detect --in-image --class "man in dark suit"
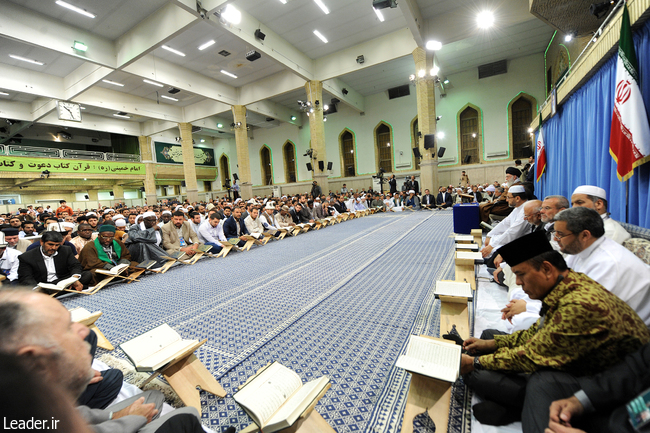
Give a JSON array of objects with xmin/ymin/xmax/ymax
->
[
  {"xmin": 388, "ymin": 175, "xmax": 397, "ymax": 194},
  {"xmin": 524, "ymin": 342, "xmax": 650, "ymax": 433},
  {"xmin": 410, "ymin": 176, "xmax": 420, "ymax": 195},
  {"xmin": 470, "ymin": 186, "xmax": 486, "ymax": 203},
  {"xmin": 223, "ymin": 207, "xmax": 249, "ymax": 247},
  {"xmin": 17, "ymin": 231, "xmax": 92, "ymax": 290},
  {"xmin": 436, "ymin": 187, "xmax": 453, "ymax": 208},
  {"xmin": 421, "ymin": 189, "xmax": 436, "ymax": 208}
]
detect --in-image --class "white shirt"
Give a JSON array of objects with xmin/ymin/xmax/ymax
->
[
  {"xmin": 0, "ymin": 248, "xmax": 21, "ymax": 282},
  {"xmin": 565, "ymin": 236, "xmax": 650, "ymax": 325},
  {"xmin": 602, "ymin": 214, "xmax": 631, "ymax": 244},
  {"xmin": 487, "ymin": 203, "xmax": 528, "ymax": 250},
  {"xmin": 244, "ymin": 215, "xmax": 265, "ymax": 235},
  {"xmin": 40, "ymin": 248, "xmax": 58, "ymax": 282},
  {"xmin": 198, "ymin": 219, "xmax": 226, "ymax": 244}
]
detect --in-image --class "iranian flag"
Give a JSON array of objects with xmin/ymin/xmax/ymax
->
[
  {"xmin": 536, "ymin": 114, "xmax": 546, "ymax": 182},
  {"xmin": 609, "ymin": 4, "xmax": 650, "ymax": 181}
]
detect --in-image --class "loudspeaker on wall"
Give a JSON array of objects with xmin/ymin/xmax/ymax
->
[
  {"xmin": 306, "ymin": 162, "xmax": 313, "ymax": 171},
  {"xmin": 318, "ymin": 161, "xmax": 324, "ymax": 171},
  {"xmin": 424, "ymin": 134, "xmax": 436, "ymax": 149},
  {"xmin": 412, "ymin": 147, "xmax": 422, "ymax": 158},
  {"xmin": 438, "ymin": 147, "xmax": 446, "ymax": 158},
  {"xmin": 463, "ymin": 155, "xmax": 471, "ymax": 164},
  {"xmin": 327, "ymin": 161, "xmax": 333, "ymax": 170},
  {"xmin": 233, "ymin": 173, "xmax": 239, "ymax": 181}
]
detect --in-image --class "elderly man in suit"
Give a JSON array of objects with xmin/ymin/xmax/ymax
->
[
  {"xmin": 17, "ymin": 230, "xmax": 92, "ymax": 291},
  {"xmin": 161, "ymin": 211, "xmax": 201, "ymax": 256}
]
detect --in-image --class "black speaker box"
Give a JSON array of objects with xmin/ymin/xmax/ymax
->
[
  {"xmin": 424, "ymin": 134, "xmax": 436, "ymax": 149},
  {"xmin": 412, "ymin": 147, "xmax": 422, "ymax": 158},
  {"xmin": 463, "ymin": 155, "xmax": 471, "ymax": 164},
  {"xmin": 327, "ymin": 161, "xmax": 333, "ymax": 170},
  {"xmin": 306, "ymin": 162, "xmax": 313, "ymax": 171},
  {"xmin": 109, "ymin": 191, "xmax": 114, "ymax": 197},
  {"xmin": 318, "ymin": 161, "xmax": 324, "ymax": 171},
  {"xmin": 84, "ymin": 194, "xmax": 89, "ymax": 200},
  {"xmin": 181, "ymin": 181, "xmax": 186, "ymax": 187},
  {"xmin": 233, "ymin": 173, "xmax": 239, "ymax": 181},
  {"xmin": 438, "ymin": 147, "xmax": 446, "ymax": 158}
]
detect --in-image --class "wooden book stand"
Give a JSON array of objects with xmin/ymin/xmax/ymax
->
[
  {"xmin": 240, "ymin": 235, "xmax": 264, "ymax": 251},
  {"xmin": 471, "ymin": 229, "xmax": 483, "ymax": 248},
  {"xmin": 75, "ymin": 311, "xmax": 114, "ymax": 351},
  {"xmin": 139, "ymin": 339, "xmax": 226, "ymax": 411},
  {"xmin": 401, "ymin": 336, "xmax": 454, "ymax": 433},
  {"xmin": 217, "ymin": 242, "xmax": 235, "ymax": 257},
  {"xmin": 438, "ymin": 295, "xmax": 470, "ymax": 341},
  {"xmin": 277, "ymin": 229, "xmax": 288, "ymax": 240},
  {"xmin": 454, "ymin": 256, "xmax": 476, "ymax": 291},
  {"xmin": 239, "ymin": 369, "xmax": 334, "ymax": 433}
]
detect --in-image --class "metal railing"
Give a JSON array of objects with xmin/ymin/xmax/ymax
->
[{"xmin": 0, "ymin": 144, "xmax": 141, "ymax": 162}]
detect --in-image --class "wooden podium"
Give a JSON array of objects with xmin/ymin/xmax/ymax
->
[
  {"xmin": 400, "ymin": 336, "xmax": 454, "ymax": 433},
  {"xmin": 139, "ymin": 339, "xmax": 226, "ymax": 411}
]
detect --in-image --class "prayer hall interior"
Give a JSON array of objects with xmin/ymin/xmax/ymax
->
[{"xmin": 2, "ymin": 0, "xmax": 650, "ymax": 433}]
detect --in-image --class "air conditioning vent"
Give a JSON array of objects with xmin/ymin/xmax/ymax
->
[
  {"xmin": 191, "ymin": 126, "xmax": 202, "ymax": 133},
  {"xmin": 387, "ymin": 84, "xmax": 410, "ymax": 99},
  {"xmin": 478, "ymin": 60, "xmax": 507, "ymax": 79},
  {"xmin": 218, "ymin": 50, "xmax": 231, "ymax": 57}
]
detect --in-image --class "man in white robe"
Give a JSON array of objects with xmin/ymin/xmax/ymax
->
[{"xmin": 571, "ymin": 185, "xmax": 630, "ymax": 244}]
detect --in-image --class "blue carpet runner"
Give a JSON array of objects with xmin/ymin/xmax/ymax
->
[{"xmin": 62, "ymin": 211, "xmax": 472, "ymax": 433}]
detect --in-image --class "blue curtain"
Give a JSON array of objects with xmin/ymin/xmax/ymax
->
[{"xmin": 536, "ymin": 18, "xmax": 650, "ymax": 227}]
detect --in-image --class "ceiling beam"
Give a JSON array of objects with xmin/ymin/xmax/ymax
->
[
  {"xmin": 246, "ymin": 100, "xmax": 302, "ymax": 127},
  {"xmin": 115, "ymin": 2, "xmax": 200, "ymax": 69},
  {"xmin": 0, "ymin": 0, "xmax": 116, "ymax": 68},
  {"xmin": 36, "ymin": 112, "xmax": 143, "ymax": 137},
  {"xmin": 239, "ymin": 70, "xmax": 306, "ymax": 107},
  {"xmin": 183, "ymin": 99, "xmax": 233, "ymax": 124},
  {"xmin": 0, "ymin": 101, "xmax": 32, "ymax": 124},
  {"xmin": 204, "ymin": 8, "xmax": 315, "ymax": 81},
  {"xmin": 64, "ymin": 63, "xmax": 115, "ymax": 101},
  {"xmin": 141, "ymin": 120, "xmax": 179, "ymax": 137},
  {"xmin": 322, "ymin": 78, "xmax": 365, "ymax": 112},
  {"xmin": 0, "ymin": 63, "xmax": 65, "ymax": 102},
  {"xmin": 398, "ymin": 0, "xmax": 426, "ymax": 48},
  {"xmin": 314, "ymin": 27, "xmax": 418, "ymax": 81}
]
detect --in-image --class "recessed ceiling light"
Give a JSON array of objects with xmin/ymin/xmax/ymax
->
[
  {"xmin": 113, "ymin": 113, "xmax": 131, "ymax": 119},
  {"xmin": 430, "ymin": 65, "xmax": 439, "ymax": 76},
  {"xmin": 291, "ymin": 116, "xmax": 297, "ymax": 121},
  {"xmin": 55, "ymin": 1, "xmax": 96, "ymax": 18},
  {"xmin": 426, "ymin": 40, "xmax": 442, "ymax": 51},
  {"xmin": 221, "ymin": 4, "xmax": 241, "ymax": 24},
  {"xmin": 143, "ymin": 79, "xmax": 163, "ymax": 87},
  {"xmin": 313, "ymin": 30, "xmax": 328, "ymax": 43},
  {"xmin": 161, "ymin": 95, "xmax": 178, "ymax": 101},
  {"xmin": 220, "ymin": 70, "xmax": 238, "ymax": 79},
  {"xmin": 217, "ymin": 123, "xmax": 223, "ymax": 128},
  {"xmin": 314, "ymin": 0, "xmax": 329, "ymax": 14},
  {"xmin": 564, "ymin": 33, "xmax": 574, "ymax": 42},
  {"xmin": 279, "ymin": 0, "xmax": 287, "ymax": 3},
  {"xmin": 477, "ymin": 11, "xmax": 495, "ymax": 29},
  {"xmin": 373, "ymin": 7, "xmax": 385, "ymax": 22},
  {"xmin": 80, "ymin": 106, "xmax": 86, "ymax": 109},
  {"xmin": 161, "ymin": 45, "xmax": 186, "ymax": 57},
  {"xmin": 0, "ymin": 91, "xmax": 9, "ymax": 96},
  {"xmin": 102, "ymin": 79, "xmax": 124, "ymax": 87},
  {"xmin": 198, "ymin": 40, "xmax": 216, "ymax": 51},
  {"xmin": 200, "ymin": 139, "xmax": 205, "ymax": 143},
  {"xmin": 9, "ymin": 54, "xmax": 44, "ymax": 66}
]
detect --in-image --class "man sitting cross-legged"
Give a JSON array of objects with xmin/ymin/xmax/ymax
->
[
  {"xmin": 78, "ymin": 225, "xmax": 136, "ymax": 285},
  {"xmin": 0, "ymin": 289, "xmax": 216, "ymax": 433},
  {"xmin": 17, "ymin": 231, "xmax": 92, "ymax": 292},
  {"xmin": 161, "ymin": 211, "xmax": 201, "ymax": 257},
  {"xmin": 223, "ymin": 206, "xmax": 249, "ymax": 247},
  {"xmin": 197, "ymin": 212, "xmax": 225, "ymax": 253},
  {"xmin": 244, "ymin": 207, "xmax": 278, "ymax": 239},
  {"xmin": 125, "ymin": 212, "xmax": 168, "ymax": 264},
  {"xmin": 70, "ymin": 223, "xmax": 97, "ymax": 257}
]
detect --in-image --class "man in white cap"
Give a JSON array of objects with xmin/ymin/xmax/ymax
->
[
  {"xmin": 571, "ymin": 185, "xmax": 630, "ymax": 244},
  {"xmin": 159, "ymin": 210, "xmax": 172, "ymax": 227},
  {"xmin": 125, "ymin": 211, "xmax": 167, "ymax": 263},
  {"xmin": 553, "ymin": 207, "xmax": 650, "ymax": 325},
  {"xmin": 485, "ymin": 185, "xmax": 497, "ymax": 202},
  {"xmin": 0, "ymin": 232, "xmax": 21, "ymax": 284},
  {"xmin": 405, "ymin": 190, "xmax": 421, "ymax": 210},
  {"xmin": 260, "ymin": 202, "xmax": 277, "ymax": 228},
  {"xmin": 480, "ymin": 185, "xmax": 529, "ymax": 264}
]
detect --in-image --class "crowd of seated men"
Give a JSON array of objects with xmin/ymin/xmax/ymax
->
[{"xmin": 454, "ymin": 176, "xmax": 644, "ymax": 433}]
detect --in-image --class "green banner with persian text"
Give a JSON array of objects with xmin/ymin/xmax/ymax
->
[
  {"xmin": 0, "ymin": 156, "xmax": 145, "ymax": 175},
  {"xmin": 154, "ymin": 142, "xmax": 216, "ymax": 167}
]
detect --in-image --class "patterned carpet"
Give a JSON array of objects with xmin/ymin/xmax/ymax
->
[{"xmin": 61, "ymin": 211, "xmax": 472, "ymax": 433}]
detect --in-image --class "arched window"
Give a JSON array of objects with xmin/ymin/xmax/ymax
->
[
  {"xmin": 459, "ymin": 106, "xmax": 480, "ymax": 165},
  {"xmin": 220, "ymin": 154, "xmax": 230, "ymax": 186},
  {"xmin": 339, "ymin": 130, "xmax": 356, "ymax": 177},
  {"xmin": 411, "ymin": 118, "xmax": 420, "ymax": 170},
  {"xmin": 375, "ymin": 122, "xmax": 393, "ymax": 173},
  {"xmin": 510, "ymin": 96, "xmax": 534, "ymax": 160},
  {"xmin": 260, "ymin": 145, "xmax": 273, "ymax": 185},
  {"xmin": 283, "ymin": 141, "xmax": 297, "ymax": 183}
]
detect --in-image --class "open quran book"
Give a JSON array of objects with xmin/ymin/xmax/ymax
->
[
  {"xmin": 120, "ymin": 324, "xmax": 201, "ymax": 372},
  {"xmin": 454, "ymin": 235, "xmax": 474, "ymax": 243},
  {"xmin": 434, "ymin": 281, "xmax": 473, "ymax": 300},
  {"xmin": 396, "ymin": 336, "xmax": 462, "ymax": 383},
  {"xmin": 456, "ymin": 251, "xmax": 483, "ymax": 262},
  {"xmin": 68, "ymin": 307, "xmax": 102, "ymax": 326},
  {"xmin": 37, "ymin": 275, "xmax": 79, "ymax": 291},
  {"xmin": 234, "ymin": 362, "xmax": 330, "ymax": 433},
  {"xmin": 135, "ymin": 260, "xmax": 158, "ymax": 269},
  {"xmin": 96, "ymin": 263, "xmax": 129, "ymax": 276},
  {"xmin": 160, "ymin": 251, "xmax": 187, "ymax": 262}
]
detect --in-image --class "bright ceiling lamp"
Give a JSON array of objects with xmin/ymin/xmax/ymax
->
[
  {"xmin": 9, "ymin": 54, "xmax": 44, "ymax": 65},
  {"xmin": 373, "ymin": 7, "xmax": 385, "ymax": 22},
  {"xmin": 426, "ymin": 40, "xmax": 442, "ymax": 51},
  {"xmin": 162, "ymin": 45, "xmax": 186, "ymax": 57},
  {"xmin": 430, "ymin": 65, "xmax": 440, "ymax": 76},
  {"xmin": 221, "ymin": 70, "xmax": 238, "ymax": 79},
  {"xmin": 314, "ymin": 0, "xmax": 329, "ymax": 14},
  {"xmin": 222, "ymin": 4, "xmax": 241, "ymax": 24},
  {"xmin": 477, "ymin": 11, "xmax": 495, "ymax": 29},
  {"xmin": 198, "ymin": 40, "xmax": 215, "ymax": 50},
  {"xmin": 313, "ymin": 30, "xmax": 328, "ymax": 43},
  {"xmin": 55, "ymin": 1, "xmax": 96, "ymax": 18}
]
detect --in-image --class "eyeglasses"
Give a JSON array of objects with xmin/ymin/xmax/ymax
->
[{"xmin": 553, "ymin": 230, "xmax": 574, "ymax": 240}]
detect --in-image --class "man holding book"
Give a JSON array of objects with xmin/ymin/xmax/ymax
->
[
  {"xmin": 17, "ymin": 231, "xmax": 92, "ymax": 291},
  {"xmin": 78, "ymin": 225, "xmax": 136, "ymax": 284},
  {"xmin": 0, "ymin": 290, "xmax": 213, "ymax": 433},
  {"xmin": 161, "ymin": 211, "xmax": 201, "ymax": 256},
  {"xmin": 459, "ymin": 231, "xmax": 650, "ymax": 427}
]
